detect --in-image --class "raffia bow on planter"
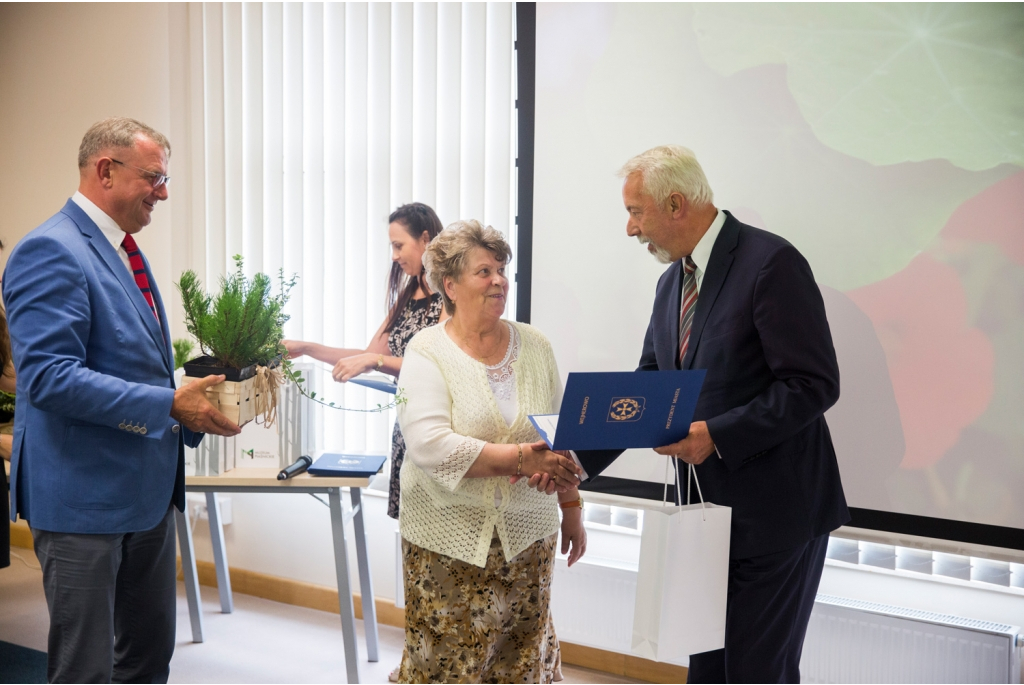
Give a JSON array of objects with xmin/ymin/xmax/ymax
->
[{"xmin": 252, "ymin": 363, "xmax": 286, "ymax": 426}]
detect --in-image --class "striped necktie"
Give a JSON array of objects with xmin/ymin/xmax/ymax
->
[
  {"xmin": 121, "ymin": 233, "xmax": 159, "ymax": 321},
  {"xmin": 678, "ymin": 256, "xmax": 697, "ymax": 364}
]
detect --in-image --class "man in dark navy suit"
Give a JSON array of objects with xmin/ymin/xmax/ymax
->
[{"xmin": 578, "ymin": 145, "xmax": 849, "ymax": 683}]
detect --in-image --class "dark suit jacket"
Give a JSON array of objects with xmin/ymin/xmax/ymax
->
[{"xmin": 579, "ymin": 212, "xmax": 849, "ymax": 559}]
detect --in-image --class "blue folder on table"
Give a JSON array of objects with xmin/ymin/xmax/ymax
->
[
  {"xmin": 529, "ymin": 370, "xmax": 706, "ymax": 451},
  {"xmin": 308, "ymin": 453, "xmax": 387, "ymax": 478}
]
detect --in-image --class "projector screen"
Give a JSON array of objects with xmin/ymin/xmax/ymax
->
[{"xmin": 528, "ymin": 3, "xmax": 1024, "ymax": 537}]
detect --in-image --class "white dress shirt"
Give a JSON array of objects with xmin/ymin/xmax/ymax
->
[
  {"xmin": 71, "ymin": 191, "xmax": 132, "ymax": 277},
  {"xmin": 687, "ymin": 209, "xmax": 726, "ymax": 294}
]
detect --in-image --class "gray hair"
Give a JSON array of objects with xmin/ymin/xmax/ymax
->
[
  {"xmin": 78, "ymin": 117, "xmax": 171, "ymax": 168},
  {"xmin": 423, "ymin": 220, "xmax": 512, "ymax": 315},
  {"xmin": 618, "ymin": 145, "xmax": 714, "ymax": 209}
]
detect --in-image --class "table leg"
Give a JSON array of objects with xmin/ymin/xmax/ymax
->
[
  {"xmin": 206, "ymin": 492, "xmax": 234, "ymax": 613},
  {"xmin": 174, "ymin": 507, "xmax": 204, "ymax": 643},
  {"xmin": 330, "ymin": 487, "xmax": 361, "ymax": 683},
  {"xmin": 350, "ymin": 487, "xmax": 379, "ymax": 662}
]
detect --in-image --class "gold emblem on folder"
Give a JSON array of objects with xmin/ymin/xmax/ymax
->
[{"xmin": 608, "ymin": 397, "xmax": 645, "ymax": 422}]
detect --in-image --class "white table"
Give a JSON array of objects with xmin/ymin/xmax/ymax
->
[{"xmin": 178, "ymin": 468, "xmax": 378, "ymax": 684}]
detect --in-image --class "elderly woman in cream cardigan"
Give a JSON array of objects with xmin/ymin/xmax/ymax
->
[{"xmin": 396, "ymin": 220, "xmax": 586, "ymax": 684}]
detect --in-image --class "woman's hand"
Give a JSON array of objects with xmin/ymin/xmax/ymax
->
[
  {"xmin": 332, "ymin": 353, "xmax": 379, "ymax": 383},
  {"xmin": 282, "ymin": 340, "xmax": 306, "ymax": 359},
  {"xmin": 520, "ymin": 441, "xmax": 581, "ymax": 492},
  {"xmin": 560, "ymin": 506, "xmax": 587, "ymax": 567}
]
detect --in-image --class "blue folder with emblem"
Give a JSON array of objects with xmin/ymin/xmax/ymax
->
[
  {"xmin": 308, "ymin": 453, "xmax": 388, "ymax": 478},
  {"xmin": 529, "ymin": 370, "xmax": 706, "ymax": 451}
]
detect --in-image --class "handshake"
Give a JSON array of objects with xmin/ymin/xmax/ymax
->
[{"xmin": 508, "ymin": 440, "xmax": 583, "ymax": 495}]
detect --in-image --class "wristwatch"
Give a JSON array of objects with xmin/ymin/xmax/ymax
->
[
  {"xmin": 375, "ymin": 354, "xmax": 384, "ymax": 371},
  {"xmin": 559, "ymin": 496, "xmax": 583, "ymax": 511}
]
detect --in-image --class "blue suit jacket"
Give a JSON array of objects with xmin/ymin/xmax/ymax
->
[
  {"xmin": 579, "ymin": 212, "xmax": 850, "ymax": 559},
  {"xmin": 5, "ymin": 199, "xmax": 202, "ymax": 534}
]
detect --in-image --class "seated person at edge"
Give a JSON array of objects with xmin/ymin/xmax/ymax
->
[
  {"xmin": 395, "ymin": 220, "xmax": 586, "ymax": 684},
  {"xmin": 284, "ymin": 202, "xmax": 447, "ymax": 521}
]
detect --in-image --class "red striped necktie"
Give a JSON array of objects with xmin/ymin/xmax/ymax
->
[
  {"xmin": 678, "ymin": 256, "xmax": 698, "ymax": 364},
  {"xmin": 121, "ymin": 233, "xmax": 159, "ymax": 321}
]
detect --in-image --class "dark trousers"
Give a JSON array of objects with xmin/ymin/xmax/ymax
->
[
  {"xmin": 31, "ymin": 505, "xmax": 178, "ymax": 684},
  {"xmin": 687, "ymin": 533, "xmax": 829, "ymax": 684}
]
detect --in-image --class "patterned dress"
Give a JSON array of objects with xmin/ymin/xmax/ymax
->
[
  {"xmin": 399, "ymin": 532, "xmax": 561, "ymax": 684},
  {"xmin": 386, "ymin": 293, "xmax": 443, "ymax": 519}
]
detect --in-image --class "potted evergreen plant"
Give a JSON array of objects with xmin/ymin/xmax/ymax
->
[{"xmin": 176, "ymin": 256, "xmax": 295, "ymax": 428}]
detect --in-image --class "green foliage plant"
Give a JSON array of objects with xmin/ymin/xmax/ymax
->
[
  {"xmin": 283, "ymin": 365, "xmax": 407, "ymax": 413},
  {"xmin": 172, "ymin": 338, "xmax": 195, "ymax": 371},
  {"xmin": 176, "ymin": 255, "xmax": 296, "ymax": 370},
  {"xmin": 176, "ymin": 256, "xmax": 404, "ymax": 414}
]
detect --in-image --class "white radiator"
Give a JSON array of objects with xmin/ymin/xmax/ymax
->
[{"xmin": 802, "ymin": 594, "xmax": 1022, "ymax": 684}]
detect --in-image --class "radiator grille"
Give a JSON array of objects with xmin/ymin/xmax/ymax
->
[{"xmin": 802, "ymin": 594, "xmax": 1021, "ymax": 684}]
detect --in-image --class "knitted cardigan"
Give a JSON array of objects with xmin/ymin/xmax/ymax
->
[{"xmin": 397, "ymin": 320, "xmax": 563, "ymax": 567}]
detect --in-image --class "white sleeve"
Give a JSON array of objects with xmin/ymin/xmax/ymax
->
[
  {"xmin": 396, "ymin": 347, "xmax": 486, "ymax": 491},
  {"xmin": 548, "ymin": 350, "xmax": 589, "ymax": 482}
]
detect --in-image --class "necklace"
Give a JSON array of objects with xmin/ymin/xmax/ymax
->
[{"xmin": 450, "ymin": 320, "xmax": 508, "ymax": 364}]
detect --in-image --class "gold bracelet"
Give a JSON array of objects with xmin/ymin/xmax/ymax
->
[
  {"xmin": 375, "ymin": 354, "xmax": 384, "ymax": 370},
  {"xmin": 516, "ymin": 443, "xmax": 523, "ymax": 476}
]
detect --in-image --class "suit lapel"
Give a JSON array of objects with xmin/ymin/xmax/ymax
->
[
  {"xmin": 145, "ymin": 254, "xmax": 175, "ymax": 375},
  {"xmin": 682, "ymin": 216, "xmax": 740, "ymax": 370},
  {"xmin": 663, "ymin": 261, "xmax": 683, "ymax": 370},
  {"xmin": 63, "ymin": 201, "xmax": 170, "ymax": 362}
]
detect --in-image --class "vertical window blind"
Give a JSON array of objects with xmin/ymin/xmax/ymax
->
[{"xmin": 184, "ymin": 2, "xmax": 517, "ymax": 454}]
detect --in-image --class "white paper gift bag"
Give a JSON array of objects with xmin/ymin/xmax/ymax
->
[{"xmin": 631, "ymin": 462, "xmax": 731, "ymax": 662}]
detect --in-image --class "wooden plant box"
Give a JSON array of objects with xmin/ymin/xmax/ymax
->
[{"xmin": 180, "ymin": 375, "xmax": 260, "ymax": 427}]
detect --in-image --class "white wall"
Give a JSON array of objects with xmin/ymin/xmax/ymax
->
[{"xmin": 0, "ymin": 3, "xmax": 186, "ymax": 312}]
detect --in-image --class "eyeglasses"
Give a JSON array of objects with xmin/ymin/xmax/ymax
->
[{"xmin": 110, "ymin": 158, "xmax": 170, "ymax": 189}]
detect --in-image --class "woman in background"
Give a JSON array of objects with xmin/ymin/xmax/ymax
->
[{"xmin": 284, "ymin": 203, "xmax": 448, "ymax": 520}]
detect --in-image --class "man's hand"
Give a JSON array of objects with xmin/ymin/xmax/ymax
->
[
  {"xmin": 509, "ymin": 443, "xmax": 577, "ymax": 494},
  {"xmin": 653, "ymin": 420, "xmax": 716, "ymax": 465},
  {"xmin": 171, "ymin": 375, "xmax": 242, "ymax": 436},
  {"xmin": 510, "ymin": 471, "xmax": 557, "ymax": 495}
]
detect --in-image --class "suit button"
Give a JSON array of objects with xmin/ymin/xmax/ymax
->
[
  {"xmin": 119, "ymin": 423, "xmax": 126, "ymax": 430},
  {"xmin": 140, "ymin": 427, "xmax": 148, "ymax": 435},
  {"xmin": 132, "ymin": 425, "xmax": 140, "ymax": 434},
  {"xmin": 171, "ymin": 424, "xmax": 180, "ymax": 434}
]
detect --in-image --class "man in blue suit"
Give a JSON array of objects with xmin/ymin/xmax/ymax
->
[
  {"xmin": 5, "ymin": 117, "xmax": 242, "ymax": 683},
  {"xmin": 577, "ymin": 146, "xmax": 849, "ymax": 683}
]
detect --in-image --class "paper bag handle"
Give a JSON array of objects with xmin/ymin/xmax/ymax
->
[{"xmin": 662, "ymin": 457, "xmax": 707, "ymax": 521}]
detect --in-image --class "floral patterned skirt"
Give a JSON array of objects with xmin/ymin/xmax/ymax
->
[{"xmin": 398, "ymin": 531, "xmax": 561, "ymax": 684}]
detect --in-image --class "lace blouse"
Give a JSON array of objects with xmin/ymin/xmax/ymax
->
[{"xmin": 484, "ymin": 322, "xmax": 520, "ymax": 427}]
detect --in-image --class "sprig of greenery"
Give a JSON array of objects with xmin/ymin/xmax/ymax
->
[
  {"xmin": 282, "ymin": 362, "xmax": 407, "ymax": 413},
  {"xmin": 177, "ymin": 256, "xmax": 297, "ymax": 369},
  {"xmin": 172, "ymin": 338, "xmax": 195, "ymax": 370},
  {"xmin": 0, "ymin": 391, "xmax": 15, "ymax": 415}
]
